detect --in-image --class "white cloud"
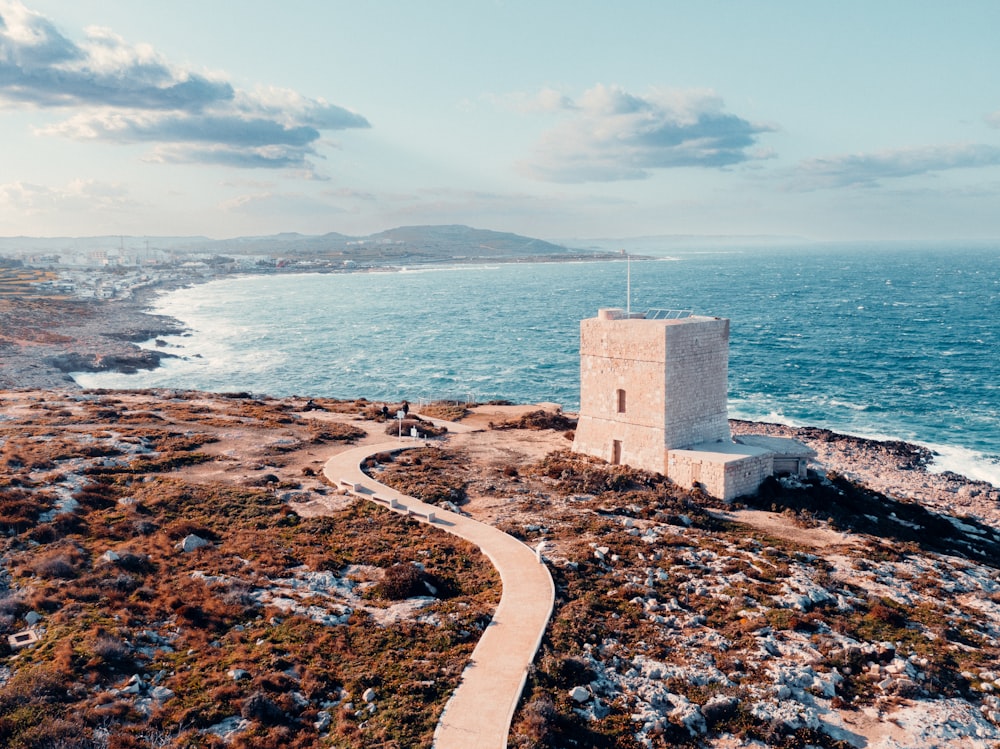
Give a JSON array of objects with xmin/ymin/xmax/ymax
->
[
  {"xmin": 492, "ymin": 87, "xmax": 577, "ymax": 114},
  {"xmin": 0, "ymin": 178, "xmax": 136, "ymax": 213},
  {"xmin": 516, "ymin": 84, "xmax": 775, "ymax": 183},
  {"xmin": 790, "ymin": 143, "xmax": 1000, "ymax": 190},
  {"xmin": 0, "ymin": 1, "xmax": 369, "ymax": 170},
  {"xmin": 325, "ymin": 187, "xmax": 377, "ymax": 202},
  {"xmin": 221, "ymin": 191, "xmax": 347, "ymax": 216}
]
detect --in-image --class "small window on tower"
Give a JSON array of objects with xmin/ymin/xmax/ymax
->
[{"xmin": 616, "ymin": 389, "xmax": 626, "ymax": 413}]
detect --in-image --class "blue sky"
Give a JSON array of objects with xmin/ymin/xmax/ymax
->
[{"xmin": 2, "ymin": 0, "xmax": 1000, "ymax": 241}]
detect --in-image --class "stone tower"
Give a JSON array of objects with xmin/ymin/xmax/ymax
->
[
  {"xmin": 572, "ymin": 308, "xmax": 731, "ymax": 474},
  {"xmin": 572, "ymin": 307, "xmax": 814, "ymax": 500}
]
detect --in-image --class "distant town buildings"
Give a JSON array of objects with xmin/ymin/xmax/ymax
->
[{"xmin": 0, "ymin": 243, "xmax": 350, "ymax": 301}]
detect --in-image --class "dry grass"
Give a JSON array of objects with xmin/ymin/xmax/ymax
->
[
  {"xmin": 4, "ymin": 388, "xmax": 1000, "ymax": 748},
  {"xmin": 488, "ymin": 409, "xmax": 577, "ymax": 432},
  {"xmin": 417, "ymin": 401, "xmax": 470, "ymax": 421},
  {"xmin": 0, "ymin": 389, "xmax": 499, "ymax": 748},
  {"xmin": 364, "ymin": 447, "xmax": 468, "ymax": 506}
]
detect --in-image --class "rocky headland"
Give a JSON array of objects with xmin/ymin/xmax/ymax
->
[
  {"xmin": 0, "ymin": 389, "xmax": 998, "ymax": 748},
  {"xmin": 1, "ymin": 283, "xmax": 999, "ymax": 747},
  {"xmin": 0, "ymin": 289, "xmax": 184, "ymax": 390}
]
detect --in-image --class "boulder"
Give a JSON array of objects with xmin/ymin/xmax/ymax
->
[
  {"xmin": 150, "ymin": 686, "xmax": 174, "ymax": 701},
  {"xmin": 179, "ymin": 534, "xmax": 211, "ymax": 552},
  {"xmin": 569, "ymin": 685, "xmax": 590, "ymax": 703},
  {"xmin": 314, "ymin": 711, "xmax": 332, "ymax": 731}
]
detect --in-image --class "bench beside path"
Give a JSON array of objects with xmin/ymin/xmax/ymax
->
[{"xmin": 322, "ymin": 439, "xmax": 555, "ymax": 749}]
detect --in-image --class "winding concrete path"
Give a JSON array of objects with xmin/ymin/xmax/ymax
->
[{"xmin": 323, "ymin": 439, "xmax": 555, "ymax": 749}]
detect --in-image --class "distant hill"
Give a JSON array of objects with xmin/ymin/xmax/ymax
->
[
  {"xmin": 203, "ymin": 225, "xmax": 575, "ymax": 260},
  {"xmin": 0, "ymin": 226, "xmax": 576, "ymax": 260},
  {"xmin": 363, "ymin": 225, "xmax": 568, "ymax": 257}
]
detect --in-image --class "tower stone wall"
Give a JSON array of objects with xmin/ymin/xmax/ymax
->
[
  {"xmin": 572, "ymin": 309, "xmax": 731, "ymax": 476},
  {"xmin": 661, "ymin": 316, "xmax": 731, "ymax": 449}
]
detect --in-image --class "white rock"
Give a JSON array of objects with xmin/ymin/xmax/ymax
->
[
  {"xmin": 150, "ymin": 686, "xmax": 174, "ymax": 701},
  {"xmin": 668, "ymin": 694, "xmax": 707, "ymax": 736},
  {"xmin": 179, "ymin": 534, "xmax": 211, "ymax": 552},
  {"xmin": 228, "ymin": 669, "xmax": 250, "ymax": 681},
  {"xmin": 362, "ymin": 687, "xmax": 376, "ymax": 703},
  {"xmin": 100, "ymin": 550, "xmax": 121, "ymax": 564},
  {"xmin": 24, "ymin": 611, "xmax": 42, "ymax": 626},
  {"xmin": 205, "ymin": 716, "xmax": 250, "ymax": 739},
  {"xmin": 569, "ymin": 685, "xmax": 590, "ymax": 703},
  {"xmin": 314, "ymin": 710, "xmax": 332, "ymax": 731}
]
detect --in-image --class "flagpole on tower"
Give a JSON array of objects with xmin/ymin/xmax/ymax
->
[{"xmin": 626, "ymin": 251, "xmax": 631, "ymax": 317}]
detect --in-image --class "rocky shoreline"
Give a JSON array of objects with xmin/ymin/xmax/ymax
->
[
  {"xmin": 0, "ymin": 284, "xmax": 185, "ymax": 389},
  {"xmin": 731, "ymin": 419, "xmax": 1000, "ymax": 527}
]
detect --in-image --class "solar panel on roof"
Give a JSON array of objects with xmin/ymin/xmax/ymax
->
[{"xmin": 645, "ymin": 309, "xmax": 692, "ymax": 319}]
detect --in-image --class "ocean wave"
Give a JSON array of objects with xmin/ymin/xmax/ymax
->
[{"xmin": 926, "ymin": 443, "xmax": 1000, "ymax": 487}]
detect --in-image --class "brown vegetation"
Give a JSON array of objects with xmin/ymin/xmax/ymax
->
[
  {"xmin": 364, "ymin": 447, "xmax": 468, "ymax": 506},
  {"xmin": 0, "ymin": 389, "xmax": 498, "ymax": 748},
  {"xmin": 3, "ymin": 390, "xmax": 999, "ymax": 748},
  {"xmin": 489, "ymin": 409, "xmax": 577, "ymax": 432}
]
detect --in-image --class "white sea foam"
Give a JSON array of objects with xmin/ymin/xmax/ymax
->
[
  {"xmin": 729, "ymin": 402, "xmax": 1000, "ymax": 488},
  {"xmin": 926, "ymin": 443, "xmax": 1000, "ymax": 487}
]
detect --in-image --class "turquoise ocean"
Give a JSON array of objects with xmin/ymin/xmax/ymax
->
[{"xmin": 76, "ymin": 243, "xmax": 1000, "ymax": 486}]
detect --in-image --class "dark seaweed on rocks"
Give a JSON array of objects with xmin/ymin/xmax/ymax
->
[
  {"xmin": 45, "ymin": 350, "xmax": 174, "ymax": 374},
  {"xmin": 750, "ymin": 473, "xmax": 1000, "ymax": 567}
]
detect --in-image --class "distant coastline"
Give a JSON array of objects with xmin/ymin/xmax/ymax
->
[{"xmin": 0, "ymin": 250, "xmax": 630, "ymax": 391}]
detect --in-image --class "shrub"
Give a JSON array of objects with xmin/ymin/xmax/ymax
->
[
  {"xmin": 34, "ymin": 554, "xmax": 79, "ymax": 580},
  {"xmin": 383, "ymin": 417, "xmax": 448, "ymax": 438},
  {"xmin": 0, "ymin": 489, "xmax": 47, "ymax": 534},
  {"xmin": 89, "ymin": 633, "xmax": 135, "ymax": 672},
  {"xmin": 369, "ymin": 563, "xmax": 426, "ymax": 600},
  {"xmin": 73, "ymin": 482, "xmax": 119, "ymax": 510},
  {"xmin": 512, "ymin": 693, "xmax": 557, "ymax": 746},
  {"xmin": 489, "ymin": 409, "xmax": 577, "ymax": 432},
  {"xmin": 241, "ymin": 690, "xmax": 284, "ymax": 724},
  {"xmin": 417, "ymin": 401, "xmax": 470, "ymax": 421}
]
